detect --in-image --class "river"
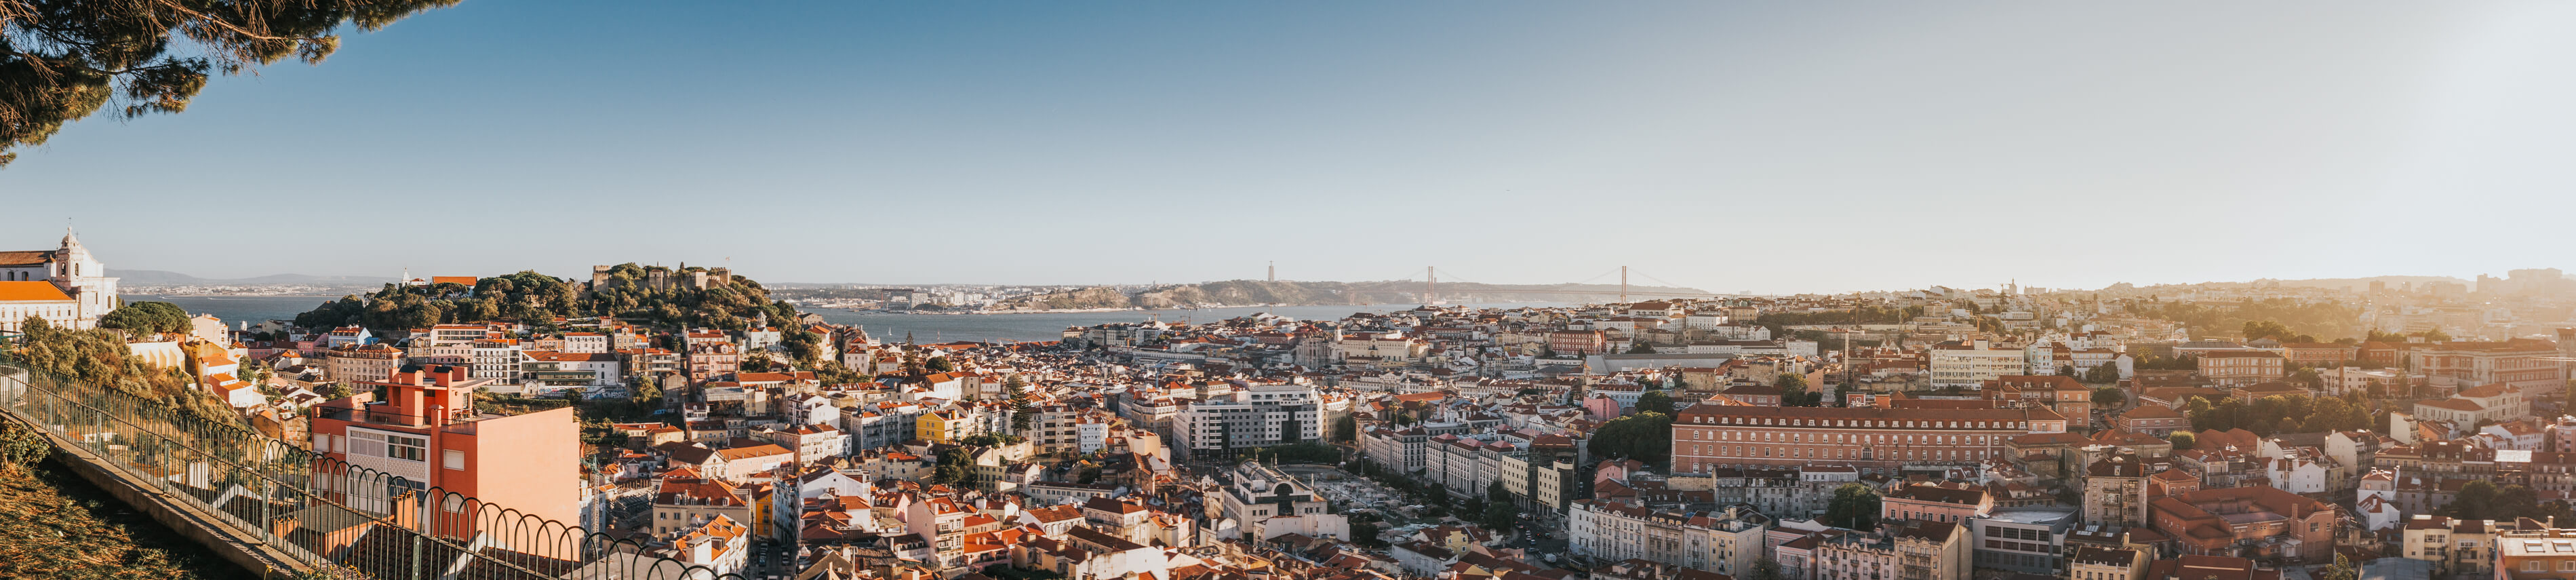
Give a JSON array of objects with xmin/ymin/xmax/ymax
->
[
  {"xmin": 125, "ymin": 294, "xmax": 1570, "ymax": 343},
  {"xmin": 804, "ymin": 303, "xmax": 1570, "ymax": 343}
]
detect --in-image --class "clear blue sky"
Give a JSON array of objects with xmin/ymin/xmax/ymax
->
[{"xmin": 8, "ymin": 1, "xmax": 2576, "ymax": 294}]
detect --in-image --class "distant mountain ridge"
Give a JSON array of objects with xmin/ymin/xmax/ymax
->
[
  {"xmin": 985, "ymin": 279, "xmax": 1713, "ymax": 311},
  {"xmin": 111, "ymin": 269, "xmax": 395, "ymax": 286}
]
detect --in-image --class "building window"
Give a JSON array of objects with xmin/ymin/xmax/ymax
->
[{"xmin": 444, "ymin": 449, "xmax": 465, "ymax": 470}]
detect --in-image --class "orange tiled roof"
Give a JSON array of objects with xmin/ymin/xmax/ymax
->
[{"xmin": 0, "ymin": 281, "xmax": 73, "ymax": 302}]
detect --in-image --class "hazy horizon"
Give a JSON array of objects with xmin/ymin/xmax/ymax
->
[
  {"xmin": 12, "ymin": 2, "xmax": 2576, "ymax": 294},
  {"xmin": 96, "ymin": 263, "xmax": 2504, "ymax": 295}
]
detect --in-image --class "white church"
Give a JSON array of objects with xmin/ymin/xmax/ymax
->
[{"xmin": 0, "ymin": 229, "xmax": 121, "ymax": 334}]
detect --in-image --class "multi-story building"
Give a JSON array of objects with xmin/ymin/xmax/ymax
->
[
  {"xmin": 1174, "ymin": 383, "xmax": 1320, "ymax": 460},
  {"xmin": 2147, "ymin": 485, "xmax": 2336, "ymax": 563},
  {"xmin": 310, "ymin": 364, "xmax": 580, "ymax": 527},
  {"xmin": 2413, "ymin": 339, "xmax": 2561, "ymax": 391},
  {"xmin": 1929, "ymin": 340, "xmax": 2025, "ymax": 389},
  {"xmin": 559, "ymin": 332, "xmax": 610, "ymax": 353},
  {"xmin": 1983, "ymin": 375, "xmax": 2093, "ymax": 421},
  {"xmin": 2195, "ymin": 351, "xmax": 2284, "ymax": 387},
  {"xmin": 1810, "ymin": 522, "xmax": 1968, "ymax": 580},
  {"xmin": 323, "ymin": 343, "xmax": 406, "ymax": 384},
  {"xmin": 2415, "ymin": 383, "xmax": 2531, "ymax": 433},
  {"xmin": 2066, "ymin": 545, "xmax": 2146, "ymax": 580},
  {"xmin": 467, "ymin": 338, "xmax": 523, "ymax": 385},
  {"xmin": 1882, "ymin": 484, "xmax": 1992, "ymax": 525},
  {"xmin": 2404, "ymin": 515, "xmax": 2503, "ymax": 577},
  {"xmin": 520, "ymin": 351, "xmax": 622, "ymax": 388},
  {"xmin": 2116, "ymin": 406, "xmax": 2189, "ymax": 436},
  {"xmin": 422, "ymin": 324, "xmax": 492, "ymax": 347},
  {"xmin": 844, "ymin": 401, "xmax": 924, "ymax": 452},
  {"xmin": 0, "ymin": 231, "xmax": 118, "ymax": 332},
  {"xmin": 2084, "ymin": 452, "xmax": 2149, "ymax": 527},
  {"xmin": 1547, "ymin": 330, "xmax": 1608, "ymax": 356},
  {"xmin": 0, "ymin": 281, "xmax": 83, "ymax": 334},
  {"xmin": 1968, "ymin": 509, "xmax": 2078, "ymax": 576},
  {"xmin": 1683, "ymin": 505, "xmax": 1772, "ymax": 577},
  {"xmin": 1670, "ymin": 405, "xmax": 2067, "ymax": 473},
  {"xmin": 1568, "ymin": 499, "xmax": 1684, "ymax": 565},
  {"xmin": 652, "ymin": 469, "xmax": 754, "ymax": 537},
  {"xmin": 2277, "ymin": 343, "xmax": 2355, "ymax": 367},
  {"xmin": 2495, "ymin": 526, "xmax": 2576, "ymax": 580},
  {"xmin": 1331, "ymin": 332, "xmax": 1429, "ymax": 363},
  {"xmin": 686, "ymin": 341, "xmax": 741, "ymax": 382},
  {"xmin": 1215, "ymin": 463, "xmax": 1328, "ymax": 541},
  {"xmin": 755, "ymin": 423, "xmax": 848, "ymax": 466}
]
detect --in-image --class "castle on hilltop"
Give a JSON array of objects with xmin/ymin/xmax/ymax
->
[{"xmin": 590, "ymin": 263, "xmax": 730, "ymax": 293}]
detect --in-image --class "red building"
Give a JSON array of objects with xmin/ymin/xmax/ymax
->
[
  {"xmin": 1547, "ymin": 330, "xmax": 1607, "ymax": 356},
  {"xmin": 2116, "ymin": 405, "xmax": 2190, "ymax": 436},
  {"xmin": 2196, "ymin": 351, "xmax": 2284, "ymax": 387},
  {"xmin": 1669, "ymin": 405, "xmax": 2069, "ymax": 473},
  {"xmin": 311, "ymin": 364, "xmax": 582, "ymax": 530},
  {"xmin": 1983, "ymin": 375, "xmax": 2093, "ymax": 420},
  {"xmin": 2278, "ymin": 343, "xmax": 2356, "ymax": 367},
  {"xmin": 2147, "ymin": 485, "xmax": 2336, "ymax": 563},
  {"xmin": 2411, "ymin": 339, "xmax": 2561, "ymax": 391}
]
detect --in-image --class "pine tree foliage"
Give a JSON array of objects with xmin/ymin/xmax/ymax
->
[{"xmin": 1, "ymin": 0, "xmax": 462, "ymax": 166}]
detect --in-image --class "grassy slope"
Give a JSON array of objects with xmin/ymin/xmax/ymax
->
[{"xmin": 0, "ymin": 458, "xmax": 257, "ymax": 580}]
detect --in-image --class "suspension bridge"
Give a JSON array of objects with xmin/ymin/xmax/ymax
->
[{"xmin": 1362, "ymin": 265, "xmax": 1745, "ymax": 303}]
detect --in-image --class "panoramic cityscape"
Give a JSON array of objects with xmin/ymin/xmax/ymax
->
[{"xmin": 11, "ymin": 3, "xmax": 2576, "ymax": 580}]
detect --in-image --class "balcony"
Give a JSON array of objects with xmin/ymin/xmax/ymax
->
[{"xmin": 315, "ymin": 403, "xmax": 510, "ymax": 431}]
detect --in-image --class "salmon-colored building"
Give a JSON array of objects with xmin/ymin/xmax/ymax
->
[{"xmin": 311, "ymin": 364, "xmax": 581, "ymax": 529}]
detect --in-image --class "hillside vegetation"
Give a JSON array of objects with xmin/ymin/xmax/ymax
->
[
  {"xmin": 291, "ymin": 263, "xmax": 799, "ymax": 332},
  {"xmin": 0, "ymin": 423, "xmax": 254, "ymax": 580}
]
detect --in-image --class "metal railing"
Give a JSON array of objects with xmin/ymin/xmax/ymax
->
[{"xmin": 0, "ymin": 355, "xmax": 746, "ymax": 580}]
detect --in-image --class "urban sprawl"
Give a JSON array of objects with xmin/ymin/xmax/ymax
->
[{"xmin": 10, "ymin": 233, "xmax": 2576, "ymax": 580}]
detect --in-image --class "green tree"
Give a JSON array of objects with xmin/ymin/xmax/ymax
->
[
  {"xmin": 926, "ymin": 357, "xmax": 956, "ymax": 373},
  {"xmin": 2166, "ymin": 431, "xmax": 2196, "ymax": 450},
  {"xmin": 2317, "ymin": 554, "xmax": 2358, "ymax": 580},
  {"xmin": 0, "ymin": 421, "xmax": 49, "ymax": 471},
  {"xmin": 1481, "ymin": 501, "xmax": 1517, "ymax": 531},
  {"xmin": 2093, "ymin": 387, "xmax": 2126, "ymax": 408},
  {"xmin": 1627, "ymin": 341, "xmax": 1657, "ymax": 354},
  {"xmin": 1006, "ymin": 375, "xmax": 1037, "ymax": 433},
  {"xmin": 1823, "ymin": 483, "xmax": 1880, "ymax": 530},
  {"xmin": 96, "ymin": 301, "xmax": 192, "ymax": 337},
  {"xmin": 1777, "ymin": 374, "xmax": 1814, "ymax": 406},
  {"xmin": 2446, "ymin": 480, "xmax": 2499, "ymax": 520},
  {"xmin": 932, "ymin": 448, "xmax": 977, "ymax": 486},
  {"xmin": 1635, "ymin": 389, "xmax": 1676, "ymax": 415},
  {"xmin": 1585, "ymin": 412, "xmax": 1674, "ymax": 467},
  {"xmin": 2084, "ymin": 362, "xmax": 2120, "ymax": 383},
  {"xmin": 1332, "ymin": 415, "xmax": 1358, "ymax": 442},
  {"xmin": 1, "ymin": 1, "xmax": 462, "ymax": 166},
  {"xmin": 1351, "ymin": 521, "xmax": 1387, "ymax": 548},
  {"xmin": 1744, "ymin": 558, "xmax": 1785, "ymax": 580}
]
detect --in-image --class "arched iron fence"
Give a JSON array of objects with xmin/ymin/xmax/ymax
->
[{"xmin": 0, "ymin": 356, "xmax": 747, "ymax": 580}]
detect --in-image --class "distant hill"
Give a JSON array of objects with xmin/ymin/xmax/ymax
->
[
  {"xmin": 2155, "ymin": 275, "xmax": 2474, "ymax": 291},
  {"xmin": 111, "ymin": 269, "xmax": 394, "ymax": 286},
  {"xmin": 987, "ymin": 279, "xmax": 1714, "ymax": 311}
]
